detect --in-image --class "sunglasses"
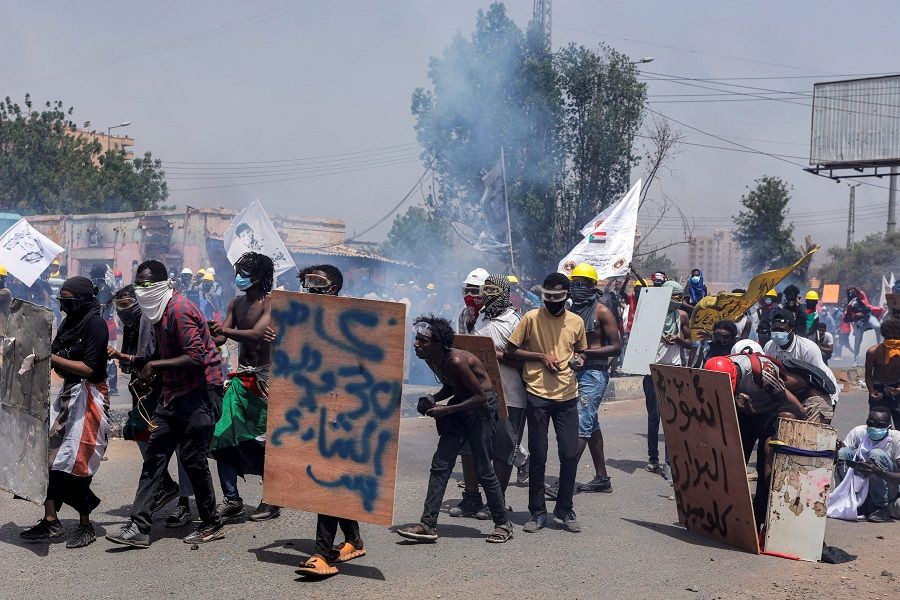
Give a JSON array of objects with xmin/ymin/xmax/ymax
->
[
  {"xmin": 540, "ymin": 288, "xmax": 568, "ymax": 302},
  {"xmin": 134, "ymin": 280, "xmax": 155, "ymax": 288},
  {"xmin": 301, "ymin": 273, "xmax": 331, "ymax": 289},
  {"xmin": 866, "ymin": 419, "xmax": 890, "ymax": 428},
  {"xmin": 114, "ymin": 297, "xmax": 136, "ymax": 310}
]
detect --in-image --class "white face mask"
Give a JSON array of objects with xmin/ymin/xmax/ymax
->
[{"xmin": 134, "ymin": 280, "xmax": 174, "ymax": 324}]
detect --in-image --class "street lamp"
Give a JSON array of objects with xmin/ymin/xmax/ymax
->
[
  {"xmin": 107, "ymin": 121, "xmax": 132, "ymax": 154},
  {"xmin": 630, "ymin": 56, "xmax": 654, "ymax": 65}
]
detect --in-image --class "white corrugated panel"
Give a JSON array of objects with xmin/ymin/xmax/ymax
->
[{"xmin": 810, "ymin": 75, "xmax": 900, "ymax": 166}]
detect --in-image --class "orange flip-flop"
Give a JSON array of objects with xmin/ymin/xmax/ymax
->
[
  {"xmin": 296, "ymin": 555, "xmax": 338, "ymax": 576},
  {"xmin": 331, "ymin": 541, "xmax": 366, "ymax": 563}
]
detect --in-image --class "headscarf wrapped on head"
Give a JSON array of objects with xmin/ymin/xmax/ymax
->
[
  {"xmin": 687, "ymin": 270, "xmax": 705, "ymax": 303},
  {"xmin": 51, "ymin": 276, "xmax": 101, "ymax": 355},
  {"xmin": 481, "ymin": 273, "xmax": 512, "ymax": 319}
]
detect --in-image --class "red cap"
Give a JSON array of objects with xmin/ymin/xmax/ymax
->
[
  {"xmin": 704, "ymin": 356, "xmax": 738, "ymax": 391},
  {"xmin": 114, "ymin": 270, "xmax": 123, "ymax": 277}
]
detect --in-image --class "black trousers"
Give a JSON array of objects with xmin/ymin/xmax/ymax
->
[
  {"xmin": 421, "ymin": 397, "xmax": 508, "ymax": 527},
  {"xmin": 46, "ymin": 470, "xmax": 100, "ymax": 515},
  {"xmin": 130, "ymin": 386, "xmax": 223, "ymax": 533},
  {"xmin": 643, "ymin": 375, "xmax": 661, "ymax": 463},
  {"xmin": 737, "ymin": 411, "xmax": 777, "ymax": 527},
  {"xmin": 315, "ymin": 514, "xmax": 360, "ymax": 556},
  {"xmin": 526, "ymin": 394, "xmax": 579, "ymax": 517}
]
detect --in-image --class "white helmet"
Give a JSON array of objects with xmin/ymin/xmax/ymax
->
[
  {"xmin": 205, "ymin": 267, "xmax": 216, "ymax": 276},
  {"xmin": 731, "ymin": 339, "xmax": 763, "ymax": 355},
  {"xmin": 463, "ymin": 268, "xmax": 489, "ymax": 287},
  {"xmin": 181, "ymin": 267, "xmax": 193, "ymax": 275}
]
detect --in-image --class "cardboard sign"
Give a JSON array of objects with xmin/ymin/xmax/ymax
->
[
  {"xmin": 688, "ymin": 247, "xmax": 819, "ymax": 340},
  {"xmin": 262, "ymin": 291, "xmax": 405, "ymax": 526},
  {"xmin": 453, "ymin": 334, "xmax": 508, "ymax": 419},
  {"xmin": 821, "ymin": 284, "xmax": 840, "ymax": 304},
  {"xmin": 764, "ymin": 418, "xmax": 837, "ymax": 562},
  {"xmin": 621, "ymin": 286, "xmax": 673, "ymax": 376},
  {"xmin": 650, "ymin": 365, "xmax": 760, "ymax": 554},
  {"xmin": 0, "ymin": 300, "xmax": 52, "ymax": 503}
]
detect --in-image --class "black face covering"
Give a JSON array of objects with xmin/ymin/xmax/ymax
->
[
  {"xmin": 116, "ymin": 303, "xmax": 142, "ymax": 326},
  {"xmin": 545, "ymin": 300, "xmax": 566, "ymax": 315}
]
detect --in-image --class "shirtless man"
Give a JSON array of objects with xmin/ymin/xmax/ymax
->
[
  {"xmin": 209, "ymin": 252, "xmax": 280, "ymax": 522},
  {"xmin": 396, "ymin": 315, "xmax": 513, "ymax": 544},
  {"xmin": 866, "ymin": 319, "xmax": 900, "ymax": 429}
]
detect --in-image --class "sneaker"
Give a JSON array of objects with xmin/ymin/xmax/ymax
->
[
  {"xmin": 516, "ymin": 460, "xmax": 529, "ymax": 485},
  {"xmin": 449, "ymin": 491, "xmax": 484, "ymax": 518},
  {"xmin": 474, "ymin": 505, "xmax": 492, "ymax": 520},
  {"xmin": 658, "ymin": 463, "xmax": 672, "ymax": 482},
  {"xmin": 396, "ymin": 523, "xmax": 438, "ymax": 543},
  {"xmin": 646, "ymin": 460, "xmax": 660, "ymax": 473},
  {"xmin": 544, "ymin": 482, "xmax": 559, "ymax": 500},
  {"xmin": 183, "ymin": 520, "xmax": 225, "ymax": 544},
  {"xmin": 165, "ymin": 502, "xmax": 193, "ymax": 528},
  {"xmin": 867, "ymin": 507, "xmax": 894, "ymax": 523},
  {"xmin": 553, "ymin": 509, "xmax": 582, "ymax": 533},
  {"xmin": 578, "ymin": 476, "xmax": 612, "ymax": 493},
  {"xmin": 20, "ymin": 518, "xmax": 64, "ymax": 541},
  {"xmin": 522, "ymin": 513, "xmax": 547, "ymax": 533},
  {"xmin": 150, "ymin": 483, "xmax": 179, "ymax": 513},
  {"xmin": 105, "ymin": 521, "xmax": 150, "ymax": 548},
  {"xmin": 215, "ymin": 498, "xmax": 245, "ymax": 523},
  {"xmin": 248, "ymin": 502, "xmax": 281, "ymax": 522},
  {"xmin": 66, "ymin": 524, "xmax": 96, "ymax": 549}
]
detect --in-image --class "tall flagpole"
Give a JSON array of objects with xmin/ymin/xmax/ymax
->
[{"xmin": 500, "ymin": 147, "xmax": 516, "ymax": 272}]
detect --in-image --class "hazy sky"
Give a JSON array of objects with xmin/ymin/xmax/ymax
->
[{"xmin": 3, "ymin": 0, "xmax": 896, "ymax": 263}]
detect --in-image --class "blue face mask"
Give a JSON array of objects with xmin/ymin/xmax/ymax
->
[
  {"xmin": 770, "ymin": 331, "xmax": 791, "ymax": 347},
  {"xmin": 867, "ymin": 426, "xmax": 889, "ymax": 442},
  {"xmin": 690, "ymin": 276, "xmax": 701, "ymax": 284},
  {"xmin": 234, "ymin": 275, "xmax": 254, "ymax": 291}
]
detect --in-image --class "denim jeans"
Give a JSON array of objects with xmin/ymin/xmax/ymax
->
[
  {"xmin": 217, "ymin": 459, "xmax": 241, "ymax": 503},
  {"xmin": 837, "ymin": 447, "xmax": 899, "ymax": 510},
  {"xmin": 526, "ymin": 394, "xmax": 579, "ymax": 518},
  {"xmin": 577, "ymin": 369, "xmax": 610, "ymax": 438},
  {"xmin": 643, "ymin": 375, "xmax": 663, "ymax": 463},
  {"xmin": 420, "ymin": 395, "xmax": 508, "ymax": 528}
]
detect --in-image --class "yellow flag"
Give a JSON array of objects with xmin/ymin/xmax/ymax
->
[{"xmin": 688, "ymin": 247, "xmax": 819, "ymax": 341}]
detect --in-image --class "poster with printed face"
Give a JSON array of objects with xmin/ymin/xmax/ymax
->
[
  {"xmin": 0, "ymin": 299, "xmax": 53, "ymax": 503},
  {"xmin": 0, "ymin": 219, "xmax": 64, "ymax": 287},
  {"xmin": 262, "ymin": 291, "xmax": 405, "ymax": 526},
  {"xmin": 223, "ymin": 199, "xmax": 297, "ymax": 278}
]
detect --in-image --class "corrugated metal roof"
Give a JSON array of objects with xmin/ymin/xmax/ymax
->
[{"xmin": 810, "ymin": 74, "xmax": 900, "ymax": 166}]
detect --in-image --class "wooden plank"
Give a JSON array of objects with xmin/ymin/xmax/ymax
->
[
  {"xmin": 650, "ymin": 365, "xmax": 760, "ymax": 554},
  {"xmin": 764, "ymin": 418, "xmax": 837, "ymax": 562},
  {"xmin": 821, "ymin": 284, "xmax": 840, "ymax": 304},
  {"xmin": 453, "ymin": 334, "xmax": 508, "ymax": 420},
  {"xmin": 621, "ymin": 286, "xmax": 672, "ymax": 376},
  {"xmin": 262, "ymin": 291, "xmax": 405, "ymax": 526}
]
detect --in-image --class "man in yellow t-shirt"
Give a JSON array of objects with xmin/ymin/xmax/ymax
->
[{"xmin": 507, "ymin": 272, "xmax": 587, "ymax": 534}]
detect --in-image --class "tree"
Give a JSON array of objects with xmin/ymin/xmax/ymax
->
[
  {"xmin": 816, "ymin": 231, "xmax": 900, "ymax": 298},
  {"xmin": 0, "ymin": 94, "xmax": 167, "ymax": 215},
  {"xmin": 632, "ymin": 251, "xmax": 675, "ymax": 279},
  {"xmin": 411, "ymin": 2, "xmax": 646, "ymax": 276},
  {"xmin": 380, "ymin": 206, "xmax": 453, "ymax": 270},
  {"xmin": 733, "ymin": 176, "xmax": 801, "ymax": 274}
]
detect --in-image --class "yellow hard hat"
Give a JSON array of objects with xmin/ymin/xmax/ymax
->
[
  {"xmin": 0, "ymin": 265, "xmax": 7, "ymax": 277},
  {"xmin": 197, "ymin": 268, "xmax": 206, "ymax": 276},
  {"xmin": 507, "ymin": 275, "xmax": 519, "ymax": 284},
  {"xmin": 805, "ymin": 290, "xmax": 820, "ymax": 301},
  {"xmin": 765, "ymin": 289, "xmax": 778, "ymax": 298},
  {"xmin": 202, "ymin": 272, "xmax": 215, "ymax": 282},
  {"xmin": 426, "ymin": 283, "xmax": 435, "ymax": 290},
  {"xmin": 634, "ymin": 279, "xmax": 644, "ymax": 287},
  {"xmin": 570, "ymin": 263, "xmax": 598, "ymax": 282}
]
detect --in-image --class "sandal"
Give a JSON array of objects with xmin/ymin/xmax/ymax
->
[
  {"xmin": 396, "ymin": 523, "xmax": 438, "ymax": 543},
  {"xmin": 331, "ymin": 540, "xmax": 366, "ymax": 563},
  {"xmin": 485, "ymin": 523, "xmax": 514, "ymax": 544},
  {"xmin": 296, "ymin": 555, "xmax": 338, "ymax": 576}
]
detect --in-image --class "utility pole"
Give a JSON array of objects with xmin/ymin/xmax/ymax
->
[
  {"xmin": 889, "ymin": 166, "xmax": 897, "ymax": 233},
  {"xmin": 847, "ymin": 182, "xmax": 859, "ymax": 248},
  {"xmin": 533, "ymin": 0, "xmax": 551, "ymax": 51}
]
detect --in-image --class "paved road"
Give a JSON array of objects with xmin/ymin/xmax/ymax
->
[{"xmin": 1, "ymin": 387, "xmax": 896, "ymax": 600}]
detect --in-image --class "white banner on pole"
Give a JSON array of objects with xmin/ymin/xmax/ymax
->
[
  {"xmin": 621, "ymin": 286, "xmax": 673, "ymax": 376},
  {"xmin": 558, "ymin": 179, "xmax": 641, "ymax": 280},
  {"xmin": 0, "ymin": 219, "xmax": 64, "ymax": 287},
  {"xmin": 224, "ymin": 199, "xmax": 296, "ymax": 277}
]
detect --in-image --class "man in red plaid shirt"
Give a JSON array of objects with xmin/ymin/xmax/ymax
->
[{"xmin": 107, "ymin": 259, "xmax": 226, "ymax": 548}]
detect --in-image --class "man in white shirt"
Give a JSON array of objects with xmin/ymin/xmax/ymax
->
[{"xmin": 764, "ymin": 308, "xmax": 839, "ymax": 406}]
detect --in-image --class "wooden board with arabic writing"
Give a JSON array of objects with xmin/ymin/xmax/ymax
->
[
  {"xmin": 262, "ymin": 291, "xmax": 405, "ymax": 526},
  {"xmin": 650, "ymin": 365, "xmax": 760, "ymax": 554},
  {"xmin": 453, "ymin": 334, "xmax": 508, "ymax": 420}
]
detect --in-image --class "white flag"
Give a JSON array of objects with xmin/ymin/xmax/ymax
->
[
  {"xmin": 475, "ymin": 159, "xmax": 509, "ymax": 251},
  {"xmin": 0, "ymin": 218, "xmax": 64, "ymax": 287},
  {"xmin": 223, "ymin": 199, "xmax": 296, "ymax": 277},
  {"xmin": 558, "ymin": 179, "xmax": 641, "ymax": 280}
]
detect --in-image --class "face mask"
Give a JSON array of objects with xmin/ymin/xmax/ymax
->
[
  {"xmin": 770, "ymin": 331, "xmax": 791, "ymax": 347},
  {"xmin": 570, "ymin": 285, "xmax": 596, "ymax": 305},
  {"xmin": 712, "ymin": 334, "xmax": 733, "ymax": 346},
  {"xmin": 545, "ymin": 300, "xmax": 566, "ymax": 316},
  {"xmin": 690, "ymin": 276, "xmax": 701, "ymax": 284},
  {"xmin": 806, "ymin": 300, "xmax": 817, "ymax": 310},
  {"xmin": 0, "ymin": 277, "xmax": 6, "ymax": 289},
  {"xmin": 463, "ymin": 295, "xmax": 484, "ymax": 310},
  {"xmin": 134, "ymin": 281, "xmax": 174, "ymax": 324},
  {"xmin": 867, "ymin": 426, "xmax": 889, "ymax": 442},
  {"xmin": 235, "ymin": 275, "xmax": 254, "ymax": 291},
  {"xmin": 116, "ymin": 303, "xmax": 142, "ymax": 325},
  {"xmin": 764, "ymin": 298, "xmax": 773, "ymax": 305},
  {"xmin": 58, "ymin": 297, "xmax": 81, "ymax": 314}
]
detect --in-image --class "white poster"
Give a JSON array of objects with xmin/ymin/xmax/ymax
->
[
  {"xmin": 0, "ymin": 219, "xmax": 65, "ymax": 287},
  {"xmin": 621, "ymin": 286, "xmax": 673, "ymax": 376},
  {"xmin": 558, "ymin": 179, "xmax": 641, "ymax": 280},
  {"xmin": 223, "ymin": 199, "xmax": 296, "ymax": 278}
]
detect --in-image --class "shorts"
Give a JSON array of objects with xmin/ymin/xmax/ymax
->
[
  {"xmin": 802, "ymin": 394, "xmax": 834, "ymax": 425},
  {"xmin": 577, "ymin": 369, "xmax": 610, "ymax": 438}
]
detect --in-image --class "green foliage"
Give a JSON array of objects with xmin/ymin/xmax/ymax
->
[
  {"xmin": 632, "ymin": 251, "xmax": 675, "ymax": 279},
  {"xmin": 0, "ymin": 94, "xmax": 167, "ymax": 215},
  {"xmin": 411, "ymin": 2, "xmax": 645, "ymax": 276},
  {"xmin": 380, "ymin": 206, "xmax": 453, "ymax": 269},
  {"xmin": 733, "ymin": 176, "xmax": 801, "ymax": 274},
  {"xmin": 816, "ymin": 231, "xmax": 900, "ymax": 297}
]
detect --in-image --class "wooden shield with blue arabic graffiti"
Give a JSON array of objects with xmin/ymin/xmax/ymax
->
[{"xmin": 262, "ymin": 291, "xmax": 405, "ymax": 526}]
